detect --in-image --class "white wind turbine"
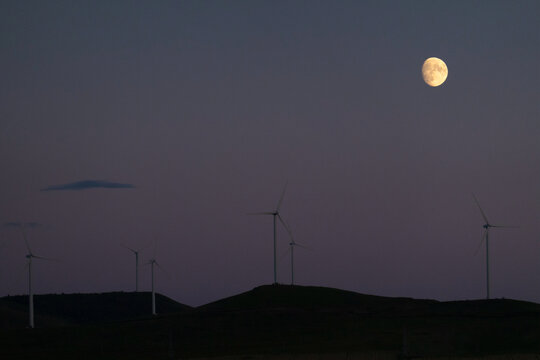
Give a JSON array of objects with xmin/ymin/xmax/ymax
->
[
  {"xmin": 249, "ymin": 183, "xmax": 290, "ymax": 284},
  {"xmin": 146, "ymin": 245, "xmax": 164, "ymax": 316},
  {"xmin": 148, "ymin": 258, "xmax": 165, "ymax": 315},
  {"xmin": 473, "ymin": 194, "xmax": 518, "ymax": 299},
  {"xmin": 21, "ymin": 225, "xmax": 55, "ymax": 328}
]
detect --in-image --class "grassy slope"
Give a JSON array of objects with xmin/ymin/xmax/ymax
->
[{"xmin": 1, "ymin": 285, "xmax": 539, "ymax": 359}]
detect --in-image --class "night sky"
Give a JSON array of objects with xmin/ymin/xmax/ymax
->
[{"xmin": 1, "ymin": 1, "xmax": 539, "ymax": 307}]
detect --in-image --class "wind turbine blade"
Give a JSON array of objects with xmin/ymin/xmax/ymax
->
[
  {"xmin": 293, "ymin": 242, "xmax": 311, "ymax": 250},
  {"xmin": 121, "ymin": 244, "xmax": 137, "ymax": 253},
  {"xmin": 474, "ymin": 229, "xmax": 487, "ymax": 256},
  {"xmin": 490, "ymin": 225, "xmax": 519, "ymax": 229},
  {"xmin": 32, "ymin": 254, "xmax": 59, "ymax": 262},
  {"xmin": 472, "ymin": 193, "xmax": 490, "ymax": 224},
  {"xmin": 247, "ymin": 212, "xmax": 274, "ymax": 215},
  {"xmin": 277, "ymin": 214, "xmax": 293, "ymax": 239},
  {"xmin": 154, "ymin": 261, "xmax": 169, "ymax": 278},
  {"xmin": 20, "ymin": 226, "xmax": 32, "ymax": 254},
  {"xmin": 155, "ymin": 261, "xmax": 165, "ymax": 271},
  {"xmin": 276, "ymin": 181, "xmax": 288, "ymax": 212}
]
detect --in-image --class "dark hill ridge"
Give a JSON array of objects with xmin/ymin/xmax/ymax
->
[
  {"xmin": 198, "ymin": 284, "xmax": 540, "ymax": 316},
  {"xmin": 191, "ymin": 285, "xmax": 540, "ymax": 357},
  {"xmin": 3, "ymin": 285, "xmax": 539, "ymax": 329},
  {"xmin": 199, "ymin": 284, "xmax": 439, "ymax": 314},
  {"xmin": 0, "ymin": 292, "xmax": 191, "ymax": 328},
  {"xmin": 429, "ymin": 297, "xmax": 540, "ymax": 317},
  {"xmin": 1, "ymin": 285, "xmax": 540, "ymax": 358}
]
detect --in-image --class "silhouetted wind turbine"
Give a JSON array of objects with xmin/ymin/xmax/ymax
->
[
  {"xmin": 282, "ymin": 220, "xmax": 308, "ymax": 285},
  {"xmin": 249, "ymin": 183, "xmax": 289, "ymax": 284},
  {"xmin": 121, "ymin": 244, "xmax": 147, "ymax": 292},
  {"xmin": 473, "ymin": 194, "xmax": 518, "ymax": 299},
  {"xmin": 21, "ymin": 226, "xmax": 55, "ymax": 328}
]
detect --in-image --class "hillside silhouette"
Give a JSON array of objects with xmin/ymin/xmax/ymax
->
[
  {"xmin": 0, "ymin": 291, "xmax": 191, "ymax": 328},
  {"xmin": 200, "ymin": 284, "xmax": 540, "ymax": 316},
  {"xmin": 1, "ymin": 285, "xmax": 540, "ymax": 359},
  {"xmin": 199, "ymin": 284, "xmax": 438, "ymax": 313}
]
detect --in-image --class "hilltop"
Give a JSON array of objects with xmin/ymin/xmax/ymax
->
[
  {"xmin": 199, "ymin": 284, "xmax": 438, "ymax": 313},
  {"xmin": 199, "ymin": 284, "xmax": 540, "ymax": 317}
]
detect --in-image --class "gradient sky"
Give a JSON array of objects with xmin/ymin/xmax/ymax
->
[{"xmin": 1, "ymin": 1, "xmax": 539, "ymax": 307}]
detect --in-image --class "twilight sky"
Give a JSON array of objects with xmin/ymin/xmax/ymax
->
[{"xmin": 1, "ymin": 1, "xmax": 539, "ymax": 307}]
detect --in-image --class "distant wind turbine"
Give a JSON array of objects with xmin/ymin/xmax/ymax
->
[
  {"xmin": 121, "ymin": 244, "xmax": 148, "ymax": 292},
  {"xmin": 249, "ymin": 183, "xmax": 290, "ymax": 284},
  {"xmin": 472, "ymin": 194, "xmax": 518, "ymax": 299},
  {"xmin": 146, "ymin": 244, "xmax": 164, "ymax": 316},
  {"xmin": 149, "ymin": 259, "xmax": 158, "ymax": 315},
  {"xmin": 282, "ymin": 220, "xmax": 308, "ymax": 286},
  {"xmin": 21, "ymin": 226, "xmax": 55, "ymax": 328}
]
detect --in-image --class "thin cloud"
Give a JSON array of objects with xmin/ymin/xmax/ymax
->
[
  {"xmin": 3, "ymin": 222, "xmax": 43, "ymax": 229},
  {"xmin": 40, "ymin": 180, "xmax": 135, "ymax": 192}
]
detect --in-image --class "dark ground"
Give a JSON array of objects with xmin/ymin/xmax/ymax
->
[{"xmin": 1, "ymin": 285, "xmax": 539, "ymax": 359}]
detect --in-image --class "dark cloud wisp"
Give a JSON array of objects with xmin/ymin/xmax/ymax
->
[
  {"xmin": 3, "ymin": 222, "xmax": 43, "ymax": 229},
  {"xmin": 40, "ymin": 180, "xmax": 135, "ymax": 192}
]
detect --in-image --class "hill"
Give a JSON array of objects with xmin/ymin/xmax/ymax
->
[
  {"xmin": 1, "ymin": 285, "xmax": 540, "ymax": 359},
  {"xmin": 201, "ymin": 284, "xmax": 540, "ymax": 316},
  {"xmin": 192, "ymin": 285, "xmax": 540, "ymax": 357},
  {"xmin": 198, "ymin": 284, "xmax": 438, "ymax": 313},
  {"xmin": 0, "ymin": 292, "xmax": 191, "ymax": 328}
]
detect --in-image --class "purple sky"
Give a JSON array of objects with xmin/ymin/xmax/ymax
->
[{"xmin": 1, "ymin": 1, "xmax": 539, "ymax": 307}]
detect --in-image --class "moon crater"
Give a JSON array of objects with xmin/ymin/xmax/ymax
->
[{"xmin": 422, "ymin": 57, "xmax": 448, "ymax": 87}]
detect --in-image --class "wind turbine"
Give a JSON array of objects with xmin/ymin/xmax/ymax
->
[
  {"xmin": 121, "ymin": 244, "xmax": 146, "ymax": 292},
  {"xmin": 282, "ymin": 220, "xmax": 308, "ymax": 286},
  {"xmin": 146, "ymin": 251, "xmax": 164, "ymax": 316},
  {"xmin": 249, "ymin": 183, "xmax": 290, "ymax": 284},
  {"xmin": 21, "ymin": 226, "xmax": 54, "ymax": 328},
  {"xmin": 472, "ymin": 194, "xmax": 518, "ymax": 299}
]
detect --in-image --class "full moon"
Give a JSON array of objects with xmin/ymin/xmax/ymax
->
[{"xmin": 422, "ymin": 57, "xmax": 448, "ymax": 87}]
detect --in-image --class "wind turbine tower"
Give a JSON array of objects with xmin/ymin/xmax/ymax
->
[
  {"xmin": 22, "ymin": 226, "xmax": 53, "ymax": 328},
  {"xmin": 284, "ymin": 221, "xmax": 307, "ymax": 286},
  {"xmin": 150, "ymin": 259, "xmax": 156, "ymax": 315},
  {"xmin": 473, "ymin": 194, "xmax": 518, "ymax": 299},
  {"xmin": 122, "ymin": 245, "xmax": 142, "ymax": 291},
  {"xmin": 249, "ymin": 183, "xmax": 290, "ymax": 284},
  {"xmin": 147, "ymin": 258, "xmax": 163, "ymax": 315}
]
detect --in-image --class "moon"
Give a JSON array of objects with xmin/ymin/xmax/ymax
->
[{"xmin": 422, "ymin": 57, "xmax": 448, "ymax": 87}]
